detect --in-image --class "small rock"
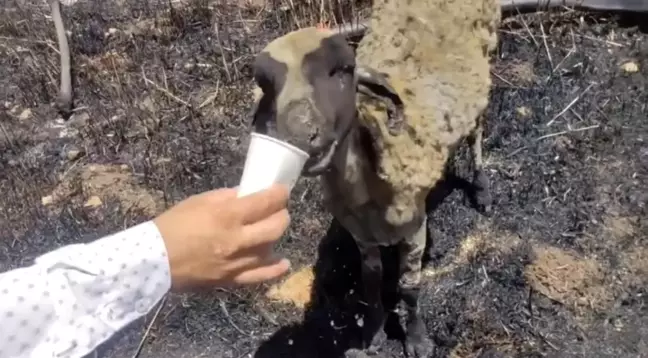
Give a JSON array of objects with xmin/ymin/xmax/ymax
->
[
  {"xmin": 84, "ymin": 196, "xmax": 103, "ymax": 208},
  {"xmin": 108, "ymin": 28, "xmax": 118, "ymax": 35},
  {"xmin": 66, "ymin": 149, "xmax": 84, "ymax": 161},
  {"xmin": 154, "ymin": 157, "xmax": 172, "ymax": 165},
  {"xmin": 621, "ymin": 61, "xmax": 639, "ymax": 73},
  {"xmin": 41, "ymin": 195, "xmax": 54, "ymax": 206},
  {"xmin": 138, "ymin": 97, "xmax": 155, "ymax": 112},
  {"xmin": 516, "ymin": 106, "xmax": 531, "ymax": 118},
  {"xmin": 70, "ymin": 111, "xmax": 90, "ymax": 126},
  {"xmin": 356, "ymin": 316, "xmax": 364, "ymax": 327},
  {"xmin": 8, "ymin": 159, "xmax": 18, "ymax": 166}
]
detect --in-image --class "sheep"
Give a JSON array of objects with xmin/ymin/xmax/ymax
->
[
  {"xmin": 333, "ymin": 1, "xmax": 500, "ymax": 356},
  {"xmin": 249, "ymin": 0, "xmax": 501, "ymax": 355},
  {"xmin": 47, "ymin": 0, "xmax": 74, "ymax": 116}
]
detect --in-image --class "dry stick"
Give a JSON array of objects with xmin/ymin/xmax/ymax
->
[
  {"xmin": 49, "ymin": 0, "xmax": 73, "ymax": 114},
  {"xmin": 237, "ymin": 6, "xmax": 251, "ymax": 35},
  {"xmin": 569, "ymin": 108, "xmax": 584, "ymax": 122},
  {"xmin": 199, "ymin": 79, "xmax": 220, "ymax": 108},
  {"xmin": 254, "ymin": 302, "xmax": 279, "ymax": 326},
  {"xmin": 540, "ymin": 22, "xmax": 553, "ymax": 70},
  {"xmin": 491, "ymin": 70, "xmax": 521, "ymax": 89},
  {"xmin": 0, "ymin": 121, "xmax": 16, "ymax": 151},
  {"xmin": 550, "ymin": 27, "xmax": 576, "ymax": 76},
  {"xmin": 319, "ymin": 0, "xmax": 325, "ymax": 24},
  {"xmin": 284, "ymin": 0, "xmax": 301, "ymax": 29},
  {"xmin": 515, "ymin": 6, "xmax": 539, "ymax": 47},
  {"xmin": 546, "ymin": 82, "xmax": 596, "ymax": 126},
  {"xmin": 536, "ymin": 124, "xmax": 600, "ymax": 141},
  {"xmin": 576, "ymin": 34, "xmax": 624, "ymax": 47},
  {"xmin": 218, "ymin": 298, "xmax": 250, "ymax": 336},
  {"xmin": 499, "ymin": 29, "xmax": 532, "ymax": 44},
  {"xmin": 550, "ymin": 46, "xmax": 574, "ymax": 76},
  {"xmin": 141, "ymin": 67, "xmax": 190, "ymax": 107},
  {"xmin": 213, "ymin": 22, "xmax": 232, "ymax": 82},
  {"xmin": 162, "ymin": 67, "xmax": 169, "ymax": 91},
  {"xmin": 110, "ymin": 53, "xmax": 124, "ymax": 103},
  {"xmin": 132, "ymin": 295, "xmax": 168, "ymax": 358}
]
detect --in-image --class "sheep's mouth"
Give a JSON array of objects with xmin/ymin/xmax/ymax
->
[
  {"xmin": 300, "ymin": 114, "xmax": 355, "ymax": 177},
  {"xmin": 301, "ymin": 139, "xmax": 339, "ymax": 176}
]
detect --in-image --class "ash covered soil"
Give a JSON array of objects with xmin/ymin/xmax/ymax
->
[{"xmin": 1, "ymin": 1, "xmax": 647, "ymax": 357}]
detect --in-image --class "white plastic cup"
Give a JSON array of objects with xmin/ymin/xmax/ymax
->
[{"xmin": 237, "ymin": 132, "xmax": 310, "ymax": 198}]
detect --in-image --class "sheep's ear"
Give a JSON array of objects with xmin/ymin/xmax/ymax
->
[
  {"xmin": 332, "ymin": 21, "xmax": 369, "ymax": 40},
  {"xmin": 249, "ymin": 85, "xmax": 278, "ymax": 135},
  {"xmin": 355, "ymin": 66, "xmax": 405, "ymax": 135}
]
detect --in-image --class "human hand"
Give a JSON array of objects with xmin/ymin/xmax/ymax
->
[{"xmin": 153, "ymin": 184, "xmax": 291, "ymax": 292}]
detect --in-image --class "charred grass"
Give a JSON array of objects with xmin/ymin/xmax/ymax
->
[{"xmin": 1, "ymin": 2, "xmax": 647, "ymax": 357}]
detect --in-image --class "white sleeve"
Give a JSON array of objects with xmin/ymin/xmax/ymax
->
[{"xmin": 0, "ymin": 220, "xmax": 172, "ymax": 358}]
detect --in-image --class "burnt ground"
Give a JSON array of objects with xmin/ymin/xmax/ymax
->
[{"xmin": 1, "ymin": 1, "xmax": 648, "ymax": 357}]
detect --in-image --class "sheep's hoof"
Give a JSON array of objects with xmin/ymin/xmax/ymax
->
[
  {"xmin": 343, "ymin": 329, "xmax": 386, "ymax": 357},
  {"xmin": 365, "ymin": 329, "xmax": 387, "ymax": 355},
  {"xmin": 404, "ymin": 319, "xmax": 434, "ymax": 358},
  {"xmin": 344, "ymin": 349, "xmax": 371, "ymax": 358},
  {"xmin": 403, "ymin": 312, "xmax": 434, "ymax": 358},
  {"xmin": 472, "ymin": 170, "xmax": 492, "ymax": 215},
  {"xmin": 405, "ymin": 338, "xmax": 435, "ymax": 358},
  {"xmin": 463, "ymin": 169, "xmax": 492, "ymax": 215}
]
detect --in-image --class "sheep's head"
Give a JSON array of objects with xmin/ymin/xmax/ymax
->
[
  {"xmin": 249, "ymin": 27, "xmax": 358, "ymax": 176},
  {"xmin": 250, "ymin": 26, "xmax": 406, "ymax": 176}
]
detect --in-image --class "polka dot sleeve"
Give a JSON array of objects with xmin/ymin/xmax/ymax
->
[{"xmin": 0, "ymin": 220, "xmax": 171, "ymax": 358}]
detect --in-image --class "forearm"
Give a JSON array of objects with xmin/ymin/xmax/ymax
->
[{"xmin": 0, "ymin": 220, "xmax": 171, "ymax": 358}]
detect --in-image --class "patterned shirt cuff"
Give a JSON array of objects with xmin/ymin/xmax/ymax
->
[{"xmin": 31, "ymin": 220, "xmax": 171, "ymax": 357}]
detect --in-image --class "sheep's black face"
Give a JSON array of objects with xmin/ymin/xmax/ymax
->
[{"xmin": 251, "ymin": 28, "xmax": 358, "ymax": 176}]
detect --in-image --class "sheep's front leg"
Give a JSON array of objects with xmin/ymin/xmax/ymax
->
[
  {"xmin": 467, "ymin": 115, "xmax": 492, "ymax": 214},
  {"xmin": 398, "ymin": 218, "xmax": 434, "ymax": 358},
  {"xmin": 331, "ymin": 208, "xmax": 386, "ymax": 357},
  {"xmin": 356, "ymin": 243, "xmax": 387, "ymax": 355}
]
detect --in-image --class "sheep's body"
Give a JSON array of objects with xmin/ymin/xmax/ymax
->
[
  {"xmin": 318, "ymin": 1, "xmax": 501, "ymax": 356},
  {"xmin": 316, "ymin": 2, "xmax": 648, "ymax": 355},
  {"xmin": 351, "ymin": 0, "xmax": 499, "ymax": 226}
]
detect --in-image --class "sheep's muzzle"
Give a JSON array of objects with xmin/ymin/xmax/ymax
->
[{"xmin": 255, "ymin": 96, "xmax": 344, "ymax": 177}]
